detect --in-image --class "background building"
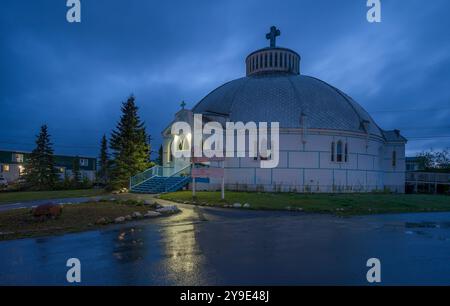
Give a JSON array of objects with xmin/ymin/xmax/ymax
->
[{"xmin": 0, "ymin": 150, "xmax": 97, "ymax": 184}]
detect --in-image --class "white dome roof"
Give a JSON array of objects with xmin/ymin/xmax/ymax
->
[{"xmin": 192, "ymin": 73, "xmax": 383, "ymax": 137}]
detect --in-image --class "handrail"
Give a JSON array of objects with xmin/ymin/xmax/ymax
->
[
  {"xmin": 130, "ymin": 165, "xmax": 170, "ymax": 189},
  {"xmin": 130, "ymin": 164, "xmax": 192, "ymax": 190},
  {"xmin": 167, "ymin": 164, "xmax": 192, "ymax": 178}
]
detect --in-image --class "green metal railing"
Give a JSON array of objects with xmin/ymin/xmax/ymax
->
[
  {"xmin": 130, "ymin": 164, "xmax": 192, "ymax": 190},
  {"xmin": 130, "ymin": 166, "xmax": 169, "ymax": 189},
  {"xmin": 167, "ymin": 164, "xmax": 192, "ymax": 178}
]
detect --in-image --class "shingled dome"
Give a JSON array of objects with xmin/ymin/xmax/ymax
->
[
  {"xmin": 192, "ymin": 73, "xmax": 383, "ymax": 137},
  {"xmin": 192, "ymin": 25, "xmax": 382, "ymax": 137}
]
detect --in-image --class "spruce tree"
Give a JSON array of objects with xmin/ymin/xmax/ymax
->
[
  {"xmin": 23, "ymin": 125, "xmax": 59, "ymax": 190},
  {"xmin": 97, "ymin": 135, "xmax": 109, "ymax": 185},
  {"xmin": 109, "ymin": 95, "xmax": 152, "ymax": 189}
]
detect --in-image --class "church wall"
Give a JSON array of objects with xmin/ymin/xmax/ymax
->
[
  {"xmin": 218, "ymin": 132, "xmax": 396, "ymax": 192},
  {"xmin": 255, "ymin": 168, "xmax": 272, "ymax": 185},
  {"xmin": 333, "ymin": 170, "xmax": 347, "ymax": 188},
  {"xmin": 272, "ymin": 168, "xmax": 303, "ymax": 187},
  {"xmin": 288, "ymin": 151, "xmax": 319, "ymax": 168},
  {"xmin": 382, "ymin": 143, "xmax": 406, "ymax": 193},
  {"xmin": 164, "ymin": 130, "xmax": 405, "ymax": 193}
]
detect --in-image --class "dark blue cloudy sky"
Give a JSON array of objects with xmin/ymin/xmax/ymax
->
[{"xmin": 1, "ymin": 0, "xmax": 449, "ymax": 158}]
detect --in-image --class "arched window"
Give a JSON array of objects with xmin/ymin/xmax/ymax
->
[
  {"xmin": 167, "ymin": 140, "xmax": 173, "ymax": 163},
  {"xmin": 392, "ymin": 150, "xmax": 397, "ymax": 167},
  {"xmin": 269, "ymin": 53, "xmax": 273, "ymax": 67},
  {"xmin": 275, "ymin": 53, "xmax": 278, "ymax": 67},
  {"xmin": 336, "ymin": 141, "xmax": 343, "ymax": 162},
  {"xmin": 331, "ymin": 141, "xmax": 335, "ymax": 162},
  {"xmin": 344, "ymin": 143, "xmax": 348, "ymax": 162}
]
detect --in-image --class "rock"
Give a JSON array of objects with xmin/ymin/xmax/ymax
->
[
  {"xmin": 132, "ymin": 212, "xmax": 143, "ymax": 219},
  {"xmin": 95, "ymin": 217, "xmax": 110, "ymax": 225},
  {"xmin": 32, "ymin": 204, "xmax": 62, "ymax": 219},
  {"xmin": 144, "ymin": 199, "xmax": 156, "ymax": 205},
  {"xmin": 156, "ymin": 205, "xmax": 180, "ymax": 214},
  {"xmin": 232, "ymin": 203, "xmax": 242, "ymax": 208},
  {"xmin": 243, "ymin": 203, "xmax": 251, "ymax": 208},
  {"xmin": 124, "ymin": 215, "xmax": 132, "ymax": 221},
  {"xmin": 296, "ymin": 208, "xmax": 304, "ymax": 212},
  {"xmin": 114, "ymin": 216, "xmax": 125, "ymax": 223},
  {"xmin": 144, "ymin": 211, "xmax": 162, "ymax": 218}
]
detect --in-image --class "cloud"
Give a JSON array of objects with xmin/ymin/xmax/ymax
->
[{"xmin": 0, "ymin": 0, "xmax": 449, "ymax": 157}]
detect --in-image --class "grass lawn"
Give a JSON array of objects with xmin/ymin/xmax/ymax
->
[
  {"xmin": 0, "ymin": 189, "xmax": 108, "ymax": 205},
  {"xmin": 0, "ymin": 200, "xmax": 162, "ymax": 240},
  {"xmin": 160, "ymin": 191, "xmax": 450, "ymax": 216}
]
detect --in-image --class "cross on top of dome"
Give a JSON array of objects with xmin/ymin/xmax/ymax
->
[{"xmin": 266, "ymin": 26, "xmax": 280, "ymax": 48}]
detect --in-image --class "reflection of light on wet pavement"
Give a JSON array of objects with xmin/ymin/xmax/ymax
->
[
  {"xmin": 159, "ymin": 204, "xmax": 208, "ymax": 285},
  {"xmin": 112, "ymin": 227, "xmax": 146, "ymax": 263},
  {"xmin": 2, "ymin": 199, "xmax": 450, "ymax": 285}
]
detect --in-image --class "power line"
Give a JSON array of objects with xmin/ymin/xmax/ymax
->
[{"xmin": 370, "ymin": 107, "xmax": 450, "ymax": 113}]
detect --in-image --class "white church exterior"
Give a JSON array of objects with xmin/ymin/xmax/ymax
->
[{"xmin": 161, "ymin": 28, "xmax": 407, "ymax": 193}]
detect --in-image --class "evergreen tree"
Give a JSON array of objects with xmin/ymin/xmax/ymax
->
[
  {"xmin": 23, "ymin": 125, "xmax": 59, "ymax": 190},
  {"xmin": 109, "ymin": 95, "xmax": 152, "ymax": 189},
  {"xmin": 97, "ymin": 135, "xmax": 109, "ymax": 185},
  {"xmin": 156, "ymin": 144, "xmax": 163, "ymax": 165}
]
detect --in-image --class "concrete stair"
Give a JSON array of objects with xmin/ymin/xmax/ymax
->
[{"xmin": 131, "ymin": 176, "xmax": 190, "ymax": 194}]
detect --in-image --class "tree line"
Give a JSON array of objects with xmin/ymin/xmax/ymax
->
[{"xmin": 22, "ymin": 95, "xmax": 158, "ymax": 191}]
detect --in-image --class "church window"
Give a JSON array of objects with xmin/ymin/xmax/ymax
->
[
  {"xmin": 331, "ymin": 142, "xmax": 335, "ymax": 162},
  {"xmin": 167, "ymin": 140, "xmax": 173, "ymax": 163},
  {"xmin": 275, "ymin": 52, "xmax": 278, "ymax": 67},
  {"xmin": 264, "ymin": 53, "xmax": 268, "ymax": 67},
  {"xmin": 284, "ymin": 53, "xmax": 287, "ymax": 68},
  {"xmin": 336, "ymin": 141, "xmax": 343, "ymax": 162},
  {"xmin": 280, "ymin": 52, "xmax": 283, "ymax": 67},
  {"xmin": 178, "ymin": 135, "xmax": 190, "ymax": 151},
  {"xmin": 392, "ymin": 150, "xmax": 397, "ymax": 167},
  {"xmin": 269, "ymin": 53, "xmax": 273, "ymax": 67}
]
